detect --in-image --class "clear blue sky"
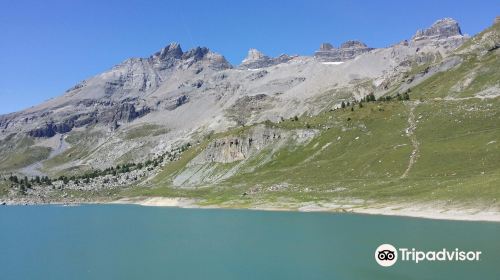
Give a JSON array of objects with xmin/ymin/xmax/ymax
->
[{"xmin": 0, "ymin": 0, "xmax": 498, "ymax": 114}]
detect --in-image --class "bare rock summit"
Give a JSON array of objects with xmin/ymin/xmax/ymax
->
[
  {"xmin": 239, "ymin": 48, "xmax": 293, "ymax": 69},
  {"xmin": 412, "ymin": 18, "xmax": 463, "ymax": 41},
  {"xmin": 314, "ymin": 40, "xmax": 374, "ymax": 62}
]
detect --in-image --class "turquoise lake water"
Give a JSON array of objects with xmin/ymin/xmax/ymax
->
[{"xmin": 0, "ymin": 205, "xmax": 499, "ymax": 279}]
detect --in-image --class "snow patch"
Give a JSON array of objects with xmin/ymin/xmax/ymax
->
[{"xmin": 321, "ymin": 62, "xmax": 344, "ymax": 65}]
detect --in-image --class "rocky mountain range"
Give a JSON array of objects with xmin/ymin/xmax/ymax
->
[
  {"xmin": 0, "ymin": 18, "xmax": 481, "ymax": 170},
  {"xmin": 0, "ymin": 17, "xmax": 499, "ymax": 210},
  {"xmin": 1, "ymin": 18, "xmax": 467, "ymax": 141}
]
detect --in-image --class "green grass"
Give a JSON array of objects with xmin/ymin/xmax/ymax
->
[
  {"xmin": 455, "ymin": 20, "xmax": 500, "ymax": 53},
  {"xmin": 0, "ymin": 180, "xmax": 10, "ymax": 196},
  {"xmin": 150, "ymin": 140, "xmax": 210, "ymax": 186},
  {"xmin": 223, "ymin": 102, "xmax": 411, "ymax": 192},
  {"xmin": 115, "ymin": 142, "xmax": 155, "ymax": 164},
  {"xmin": 0, "ymin": 143, "xmax": 51, "ymax": 171},
  {"xmin": 411, "ymin": 51, "xmax": 499, "ymax": 99},
  {"xmin": 410, "ymin": 99, "xmax": 500, "ymax": 178},
  {"xmin": 125, "ymin": 97, "xmax": 500, "ymax": 208},
  {"xmin": 42, "ymin": 130, "xmax": 104, "ymax": 171},
  {"xmin": 121, "ymin": 124, "xmax": 169, "ymax": 140}
]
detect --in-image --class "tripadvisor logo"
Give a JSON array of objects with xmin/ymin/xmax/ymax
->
[
  {"xmin": 375, "ymin": 244, "xmax": 482, "ymax": 267},
  {"xmin": 375, "ymin": 244, "xmax": 398, "ymax": 267}
]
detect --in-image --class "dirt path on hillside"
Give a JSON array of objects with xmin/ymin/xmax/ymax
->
[{"xmin": 401, "ymin": 101, "xmax": 420, "ymax": 178}]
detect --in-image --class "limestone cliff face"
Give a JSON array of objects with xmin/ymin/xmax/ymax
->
[
  {"xmin": 408, "ymin": 18, "xmax": 467, "ymax": 53},
  {"xmin": 412, "ymin": 18, "xmax": 462, "ymax": 41},
  {"xmin": 27, "ymin": 102, "xmax": 150, "ymax": 137},
  {"xmin": 171, "ymin": 125, "xmax": 318, "ymax": 187},
  {"xmin": 190, "ymin": 125, "xmax": 284, "ymax": 164}
]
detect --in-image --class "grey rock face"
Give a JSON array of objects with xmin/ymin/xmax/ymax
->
[
  {"xmin": 154, "ymin": 42, "xmax": 183, "ymax": 60},
  {"xmin": 315, "ymin": 40, "xmax": 374, "ymax": 62},
  {"xmin": 239, "ymin": 49, "xmax": 293, "ymax": 69},
  {"xmin": 412, "ymin": 18, "xmax": 462, "ymax": 41},
  {"xmin": 340, "ymin": 40, "xmax": 368, "ymax": 49},
  {"xmin": 319, "ymin": 43, "xmax": 334, "ymax": 51},
  {"xmin": 28, "ymin": 122, "xmax": 73, "ymax": 138},
  {"xmin": 151, "ymin": 43, "xmax": 232, "ymax": 70},
  {"xmin": 27, "ymin": 102, "xmax": 150, "ymax": 137},
  {"xmin": 1, "ymin": 42, "xmax": 232, "ymax": 138},
  {"xmin": 182, "ymin": 47, "xmax": 232, "ymax": 70},
  {"xmin": 190, "ymin": 125, "xmax": 284, "ymax": 164},
  {"xmin": 408, "ymin": 18, "xmax": 467, "ymax": 51},
  {"xmin": 244, "ymin": 48, "xmax": 266, "ymax": 61}
]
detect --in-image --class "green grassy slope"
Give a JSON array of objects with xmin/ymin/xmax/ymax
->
[
  {"xmin": 411, "ymin": 51, "xmax": 499, "ymax": 99},
  {"xmin": 0, "ymin": 136, "xmax": 51, "ymax": 171},
  {"xmin": 41, "ymin": 130, "xmax": 106, "ymax": 176},
  {"xmin": 128, "ymin": 96, "xmax": 499, "ymax": 208}
]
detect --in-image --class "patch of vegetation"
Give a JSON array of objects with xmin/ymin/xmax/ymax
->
[
  {"xmin": 42, "ymin": 130, "xmax": 105, "ymax": 171},
  {"xmin": 150, "ymin": 142, "xmax": 202, "ymax": 186},
  {"xmin": 0, "ymin": 180, "xmax": 10, "ymax": 196},
  {"xmin": 455, "ymin": 20, "xmax": 500, "ymax": 53},
  {"xmin": 115, "ymin": 142, "xmax": 155, "ymax": 164},
  {"xmin": 121, "ymin": 124, "xmax": 169, "ymax": 140},
  {"xmin": 411, "ymin": 51, "xmax": 499, "ymax": 99},
  {"xmin": 0, "ymin": 143, "xmax": 51, "ymax": 171}
]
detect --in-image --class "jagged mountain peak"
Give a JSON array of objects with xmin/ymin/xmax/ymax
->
[
  {"xmin": 315, "ymin": 40, "xmax": 373, "ymax": 62},
  {"xmin": 242, "ymin": 48, "xmax": 268, "ymax": 63},
  {"xmin": 182, "ymin": 46, "xmax": 209, "ymax": 60},
  {"xmin": 239, "ymin": 48, "xmax": 292, "ymax": 69},
  {"xmin": 149, "ymin": 43, "xmax": 231, "ymax": 69},
  {"xmin": 412, "ymin": 18, "xmax": 463, "ymax": 41},
  {"xmin": 340, "ymin": 40, "xmax": 368, "ymax": 49},
  {"xmin": 319, "ymin": 43, "xmax": 334, "ymax": 51},
  {"xmin": 154, "ymin": 42, "xmax": 183, "ymax": 60}
]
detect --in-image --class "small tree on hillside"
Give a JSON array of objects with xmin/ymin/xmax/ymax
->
[{"xmin": 366, "ymin": 93, "xmax": 376, "ymax": 102}]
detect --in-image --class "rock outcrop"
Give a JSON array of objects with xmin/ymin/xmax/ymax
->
[
  {"xmin": 151, "ymin": 43, "xmax": 232, "ymax": 70},
  {"xmin": 27, "ymin": 102, "xmax": 150, "ymax": 137},
  {"xmin": 152, "ymin": 42, "xmax": 183, "ymax": 61},
  {"xmin": 314, "ymin": 40, "xmax": 374, "ymax": 62},
  {"xmin": 412, "ymin": 18, "xmax": 462, "ymax": 41},
  {"xmin": 191, "ymin": 125, "xmax": 284, "ymax": 164},
  {"xmin": 408, "ymin": 18, "xmax": 467, "ymax": 51},
  {"xmin": 243, "ymin": 48, "xmax": 266, "ymax": 62},
  {"xmin": 189, "ymin": 125, "xmax": 318, "ymax": 166},
  {"xmin": 239, "ymin": 48, "xmax": 293, "ymax": 69}
]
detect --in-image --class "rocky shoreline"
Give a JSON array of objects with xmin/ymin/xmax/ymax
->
[{"xmin": 2, "ymin": 196, "xmax": 499, "ymax": 223}]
